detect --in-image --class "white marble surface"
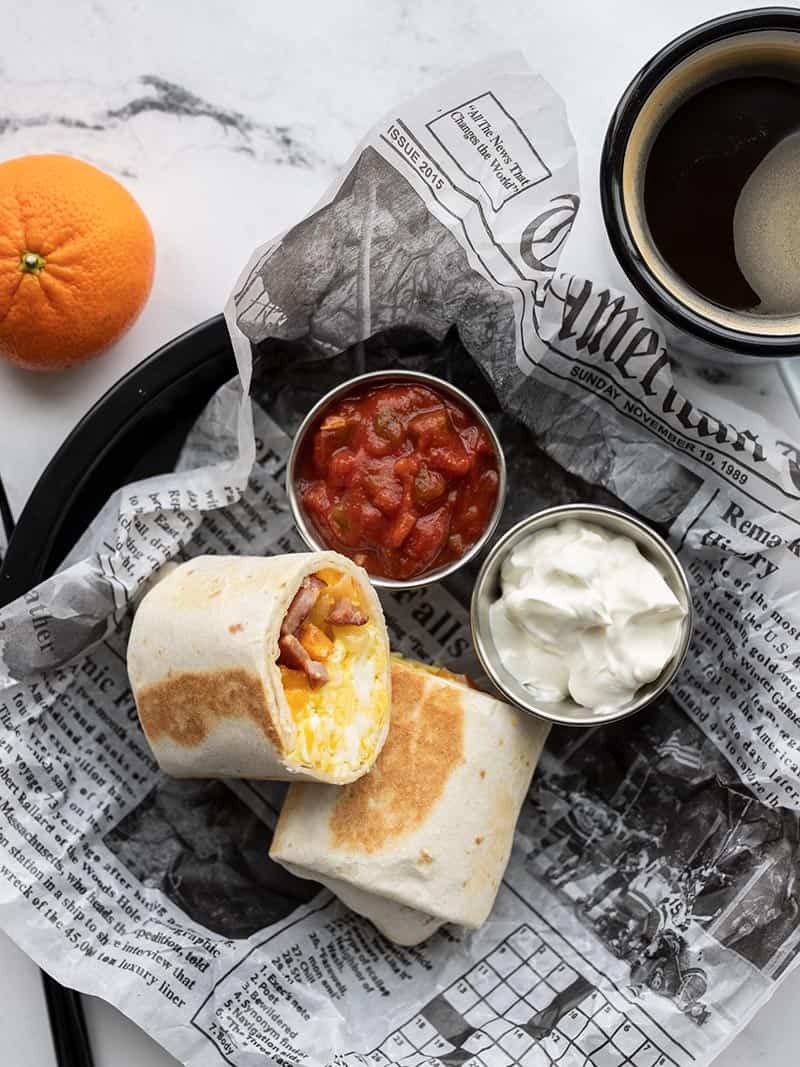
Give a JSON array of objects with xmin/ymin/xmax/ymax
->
[{"xmin": 2, "ymin": 1, "xmax": 800, "ymax": 1065}]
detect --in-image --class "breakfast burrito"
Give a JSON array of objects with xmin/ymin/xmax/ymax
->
[
  {"xmin": 270, "ymin": 660, "xmax": 550, "ymax": 944},
  {"xmin": 127, "ymin": 552, "xmax": 391, "ymax": 783}
]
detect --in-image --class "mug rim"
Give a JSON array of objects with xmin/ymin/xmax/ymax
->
[{"xmin": 600, "ymin": 6, "xmax": 800, "ymax": 358}]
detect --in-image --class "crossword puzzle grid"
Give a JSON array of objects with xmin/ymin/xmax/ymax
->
[{"xmin": 349, "ymin": 924, "xmax": 675, "ymax": 1067}]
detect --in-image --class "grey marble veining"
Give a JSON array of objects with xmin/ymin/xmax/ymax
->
[{"xmin": 0, "ymin": 73, "xmax": 317, "ymax": 173}]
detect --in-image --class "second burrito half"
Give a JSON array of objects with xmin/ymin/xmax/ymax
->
[{"xmin": 270, "ymin": 659, "xmax": 550, "ymax": 943}]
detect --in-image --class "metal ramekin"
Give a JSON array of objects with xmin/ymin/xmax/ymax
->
[
  {"xmin": 470, "ymin": 504, "xmax": 693, "ymax": 727},
  {"xmin": 286, "ymin": 369, "xmax": 507, "ymax": 590}
]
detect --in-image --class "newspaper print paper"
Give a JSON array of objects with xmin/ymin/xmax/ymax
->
[{"xmin": 0, "ymin": 54, "xmax": 799, "ymax": 1067}]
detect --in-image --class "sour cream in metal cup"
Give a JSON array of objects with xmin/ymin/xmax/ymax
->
[
  {"xmin": 286, "ymin": 369, "xmax": 507, "ymax": 590},
  {"xmin": 470, "ymin": 504, "xmax": 693, "ymax": 726}
]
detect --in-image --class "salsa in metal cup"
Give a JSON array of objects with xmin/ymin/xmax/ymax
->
[{"xmin": 294, "ymin": 379, "xmax": 501, "ymax": 581}]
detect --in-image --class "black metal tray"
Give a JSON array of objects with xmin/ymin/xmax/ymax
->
[{"xmin": 0, "ymin": 314, "xmax": 235, "ymax": 607}]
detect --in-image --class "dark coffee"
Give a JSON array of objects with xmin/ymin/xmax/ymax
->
[{"xmin": 644, "ymin": 75, "xmax": 800, "ymax": 313}]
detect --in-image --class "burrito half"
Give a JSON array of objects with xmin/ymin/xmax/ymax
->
[
  {"xmin": 127, "ymin": 552, "xmax": 390, "ymax": 783},
  {"xmin": 270, "ymin": 660, "xmax": 550, "ymax": 943}
]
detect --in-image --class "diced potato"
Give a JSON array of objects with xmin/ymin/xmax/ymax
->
[{"xmin": 299, "ymin": 621, "xmax": 334, "ymax": 661}]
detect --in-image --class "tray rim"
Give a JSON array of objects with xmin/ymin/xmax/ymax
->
[{"xmin": 0, "ymin": 313, "xmax": 234, "ymax": 607}]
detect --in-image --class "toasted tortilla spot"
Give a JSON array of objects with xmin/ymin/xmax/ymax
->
[
  {"xmin": 475, "ymin": 836, "xmax": 483, "ymax": 845},
  {"xmin": 419, "ymin": 849, "xmax": 434, "ymax": 864},
  {"xmin": 228, "ymin": 623, "xmax": 243, "ymax": 634},
  {"xmin": 329, "ymin": 665, "xmax": 464, "ymax": 854},
  {"xmin": 479, "ymin": 769, "xmax": 486, "ymax": 779},
  {"xmin": 137, "ymin": 668, "xmax": 283, "ymax": 753}
]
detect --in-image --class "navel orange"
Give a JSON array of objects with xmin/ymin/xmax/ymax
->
[{"xmin": 0, "ymin": 154, "xmax": 155, "ymax": 371}]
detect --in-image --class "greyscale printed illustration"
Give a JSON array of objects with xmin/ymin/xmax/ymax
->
[{"xmin": 522, "ymin": 696, "xmax": 800, "ymax": 1017}]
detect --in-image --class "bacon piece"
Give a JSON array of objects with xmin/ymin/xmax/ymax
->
[
  {"xmin": 281, "ymin": 575, "xmax": 326, "ymax": 638},
  {"xmin": 278, "ymin": 634, "xmax": 328, "ymax": 689},
  {"xmin": 326, "ymin": 597, "xmax": 368, "ymax": 627}
]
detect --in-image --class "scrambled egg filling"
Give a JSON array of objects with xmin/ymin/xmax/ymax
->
[{"xmin": 279, "ymin": 569, "xmax": 388, "ymax": 775}]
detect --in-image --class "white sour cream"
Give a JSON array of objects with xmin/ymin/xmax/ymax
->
[{"xmin": 488, "ymin": 519, "xmax": 687, "ymax": 712}]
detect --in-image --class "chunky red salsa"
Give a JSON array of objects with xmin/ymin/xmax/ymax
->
[{"xmin": 296, "ymin": 382, "xmax": 501, "ymax": 580}]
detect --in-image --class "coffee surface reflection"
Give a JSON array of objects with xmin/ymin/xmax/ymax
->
[{"xmin": 644, "ymin": 75, "xmax": 800, "ymax": 315}]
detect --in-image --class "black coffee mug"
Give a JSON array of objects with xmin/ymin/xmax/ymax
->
[{"xmin": 601, "ymin": 7, "xmax": 800, "ymax": 363}]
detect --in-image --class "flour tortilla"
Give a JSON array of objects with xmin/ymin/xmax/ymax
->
[
  {"xmin": 270, "ymin": 662, "xmax": 550, "ymax": 943},
  {"xmin": 127, "ymin": 552, "xmax": 390, "ymax": 784}
]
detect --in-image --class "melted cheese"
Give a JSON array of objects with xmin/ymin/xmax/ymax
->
[{"xmin": 279, "ymin": 571, "xmax": 388, "ymax": 776}]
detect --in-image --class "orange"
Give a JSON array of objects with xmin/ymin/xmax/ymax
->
[{"xmin": 0, "ymin": 154, "xmax": 155, "ymax": 371}]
